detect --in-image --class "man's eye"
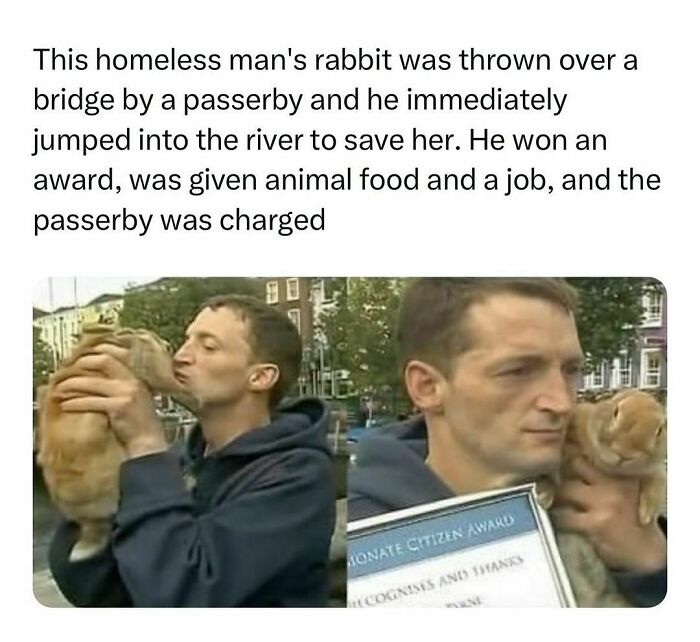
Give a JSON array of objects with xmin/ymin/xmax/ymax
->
[
  {"xmin": 501, "ymin": 367, "xmax": 528, "ymax": 377},
  {"xmin": 564, "ymin": 364, "xmax": 582, "ymax": 378},
  {"xmin": 202, "ymin": 343, "xmax": 217, "ymax": 352}
]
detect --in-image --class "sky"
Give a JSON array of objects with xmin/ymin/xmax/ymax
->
[{"xmin": 32, "ymin": 277, "xmax": 159, "ymax": 312}]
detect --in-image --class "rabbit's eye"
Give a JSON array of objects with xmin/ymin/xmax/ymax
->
[
  {"xmin": 656, "ymin": 425, "xmax": 664, "ymax": 439},
  {"xmin": 613, "ymin": 406, "xmax": 620, "ymax": 420}
]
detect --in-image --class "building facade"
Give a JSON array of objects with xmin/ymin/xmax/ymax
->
[
  {"xmin": 33, "ymin": 294, "xmax": 124, "ymax": 365},
  {"xmin": 261, "ymin": 277, "xmax": 353, "ymax": 398},
  {"xmin": 581, "ymin": 289, "xmax": 667, "ymax": 395}
]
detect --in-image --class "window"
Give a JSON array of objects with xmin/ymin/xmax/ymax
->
[
  {"xmin": 611, "ymin": 353, "xmax": 632, "ymax": 388},
  {"xmin": 321, "ymin": 278, "xmax": 336, "ymax": 302},
  {"xmin": 585, "ymin": 363, "xmax": 605, "ymax": 389},
  {"xmin": 288, "ymin": 308, "xmax": 301, "ymax": 329},
  {"xmin": 642, "ymin": 292, "xmax": 663, "ymax": 327},
  {"xmin": 286, "ymin": 278, "xmax": 299, "ymax": 301},
  {"xmin": 619, "ymin": 355, "xmax": 632, "ymax": 387},
  {"xmin": 336, "ymin": 377, "xmax": 353, "ymax": 398},
  {"xmin": 592, "ymin": 364, "xmax": 604, "ymax": 388},
  {"xmin": 641, "ymin": 349, "xmax": 662, "ymax": 388},
  {"xmin": 266, "ymin": 281, "xmax": 279, "ymax": 304}
]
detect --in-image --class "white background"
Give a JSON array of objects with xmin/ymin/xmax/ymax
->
[{"xmin": 4, "ymin": 0, "xmax": 697, "ymax": 634}]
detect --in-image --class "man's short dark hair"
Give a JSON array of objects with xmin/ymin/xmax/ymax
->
[
  {"xmin": 397, "ymin": 278, "xmax": 578, "ymax": 376},
  {"xmin": 201, "ymin": 294, "xmax": 302, "ymax": 408}
]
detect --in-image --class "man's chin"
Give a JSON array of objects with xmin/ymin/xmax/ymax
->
[
  {"xmin": 511, "ymin": 456, "xmax": 561, "ymax": 482},
  {"xmin": 171, "ymin": 386, "xmax": 201, "ymax": 413}
]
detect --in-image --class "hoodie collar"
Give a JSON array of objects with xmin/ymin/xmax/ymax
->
[
  {"xmin": 187, "ymin": 397, "xmax": 330, "ymax": 460},
  {"xmin": 350, "ymin": 416, "xmax": 453, "ymax": 511}
]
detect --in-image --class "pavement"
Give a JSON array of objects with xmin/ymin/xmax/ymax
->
[{"xmin": 33, "ymin": 569, "xmax": 71, "ymax": 607}]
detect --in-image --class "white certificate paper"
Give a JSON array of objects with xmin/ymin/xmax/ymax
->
[{"xmin": 347, "ymin": 484, "xmax": 575, "ymax": 607}]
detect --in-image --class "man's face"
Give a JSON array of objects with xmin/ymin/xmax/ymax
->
[
  {"xmin": 173, "ymin": 307, "xmax": 255, "ymax": 410},
  {"xmin": 439, "ymin": 293, "xmax": 583, "ymax": 481}
]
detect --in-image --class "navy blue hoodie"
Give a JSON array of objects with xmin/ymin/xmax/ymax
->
[
  {"xmin": 49, "ymin": 398, "xmax": 335, "ymax": 607},
  {"xmin": 348, "ymin": 416, "xmax": 666, "ymax": 607}
]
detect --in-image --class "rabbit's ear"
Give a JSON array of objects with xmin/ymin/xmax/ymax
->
[
  {"xmin": 612, "ymin": 389, "xmax": 637, "ymax": 403},
  {"xmin": 115, "ymin": 329, "xmax": 171, "ymax": 354},
  {"xmin": 81, "ymin": 322, "xmax": 115, "ymax": 335},
  {"xmin": 112, "ymin": 330, "xmax": 137, "ymax": 349},
  {"xmin": 590, "ymin": 398, "xmax": 618, "ymax": 436},
  {"xmin": 596, "ymin": 397, "xmax": 616, "ymax": 420}
]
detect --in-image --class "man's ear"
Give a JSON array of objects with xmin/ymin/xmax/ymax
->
[
  {"xmin": 404, "ymin": 359, "xmax": 447, "ymax": 414},
  {"xmin": 248, "ymin": 363, "xmax": 280, "ymax": 394}
]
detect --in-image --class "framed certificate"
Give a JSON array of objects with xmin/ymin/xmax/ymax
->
[{"xmin": 347, "ymin": 484, "xmax": 575, "ymax": 607}]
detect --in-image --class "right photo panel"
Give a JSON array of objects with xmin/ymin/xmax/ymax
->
[{"xmin": 345, "ymin": 277, "xmax": 666, "ymax": 608}]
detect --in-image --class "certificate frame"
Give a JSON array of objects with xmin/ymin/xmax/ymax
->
[{"xmin": 347, "ymin": 483, "xmax": 576, "ymax": 607}]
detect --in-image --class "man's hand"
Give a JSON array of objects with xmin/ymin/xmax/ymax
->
[
  {"xmin": 52, "ymin": 344, "xmax": 168, "ymax": 459},
  {"xmin": 551, "ymin": 456, "xmax": 666, "ymax": 574}
]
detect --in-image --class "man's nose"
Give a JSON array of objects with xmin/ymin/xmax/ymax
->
[
  {"xmin": 536, "ymin": 370, "xmax": 575, "ymax": 417},
  {"xmin": 174, "ymin": 342, "xmax": 194, "ymax": 365}
]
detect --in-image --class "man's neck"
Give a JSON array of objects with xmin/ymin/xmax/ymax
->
[
  {"xmin": 199, "ymin": 399, "xmax": 271, "ymax": 452},
  {"xmin": 424, "ymin": 417, "xmax": 520, "ymax": 496}
]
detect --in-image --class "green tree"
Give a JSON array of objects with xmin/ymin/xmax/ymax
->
[
  {"xmin": 317, "ymin": 278, "xmax": 352, "ymax": 375},
  {"xmin": 320, "ymin": 278, "xmax": 405, "ymax": 408},
  {"xmin": 321, "ymin": 277, "xmax": 660, "ymax": 393},
  {"xmin": 566, "ymin": 277, "xmax": 662, "ymax": 370},
  {"xmin": 119, "ymin": 277, "xmax": 261, "ymax": 348},
  {"xmin": 33, "ymin": 325, "xmax": 53, "ymax": 390}
]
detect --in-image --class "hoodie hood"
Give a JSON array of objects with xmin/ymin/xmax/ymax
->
[
  {"xmin": 348, "ymin": 416, "xmax": 453, "ymax": 521},
  {"xmin": 186, "ymin": 397, "xmax": 331, "ymax": 461}
]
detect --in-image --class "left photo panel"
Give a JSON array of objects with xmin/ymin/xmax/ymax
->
[{"xmin": 32, "ymin": 277, "xmax": 348, "ymax": 607}]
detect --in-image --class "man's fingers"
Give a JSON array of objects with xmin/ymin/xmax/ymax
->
[
  {"xmin": 83, "ymin": 343, "xmax": 131, "ymax": 365},
  {"xmin": 554, "ymin": 479, "xmax": 595, "ymax": 511},
  {"xmin": 52, "ymin": 391, "xmax": 91, "ymax": 402},
  {"xmin": 50, "ymin": 343, "xmax": 132, "ymax": 383},
  {"xmin": 550, "ymin": 507, "xmax": 590, "ymax": 534},
  {"xmin": 53, "ymin": 376, "xmax": 122, "ymax": 399},
  {"xmin": 57, "ymin": 351, "xmax": 133, "ymax": 381},
  {"xmin": 50, "ymin": 365, "xmax": 86, "ymax": 385},
  {"xmin": 59, "ymin": 396, "xmax": 118, "ymax": 414}
]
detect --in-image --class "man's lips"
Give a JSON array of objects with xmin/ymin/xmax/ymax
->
[
  {"xmin": 522, "ymin": 427, "xmax": 564, "ymax": 438},
  {"xmin": 174, "ymin": 371, "xmax": 189, "ymax": 384}
]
